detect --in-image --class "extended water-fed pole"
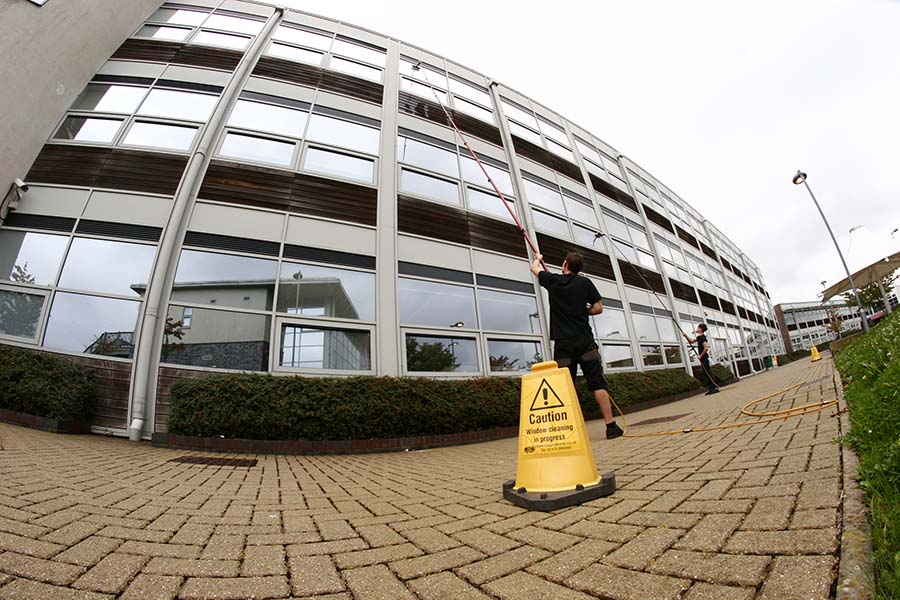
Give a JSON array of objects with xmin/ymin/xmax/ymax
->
[{"xmin": 410, "ymin": 62, "xmax": 547, "ymax": 271}]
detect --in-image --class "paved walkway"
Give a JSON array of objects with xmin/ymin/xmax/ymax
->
[{"xmin": 0, "ymin": 356, "xmax": 845, "ymax": 599}]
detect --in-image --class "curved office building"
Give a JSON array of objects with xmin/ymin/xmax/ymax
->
[{"xmin": 0, "ymin": 0, "xmax": 784, "ymax": 439}]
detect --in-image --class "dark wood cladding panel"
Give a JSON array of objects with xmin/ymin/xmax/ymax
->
[
  {"xmin": 111, "ymin": 38, "xmax": 182, "ymax": 63},
  {"xmin": 618, "ymin": 260, "xmax": 666, "ymax": 294},
  {"xmin": 398, "ymin": 91, "xmax": 502, "ymax": 146},
  {"xmin": 699, "ymin": 241, "xmax": 718, "ymax": 261},
  {"xmin": 199, "ymin": 161, "xmax": 376, "ymax": 226},
  {"xmin": 467, "ymin": 213, "xmax": 527, "ymax": 258},
  {"xmin": 171, "ymin": 45, "xmax": 242, "ymax": 71},
  {"xmin": 291, "ymin": 173, "xmax": 377, "ymax": 226},
  {"xmin": 156, "ymin": 366, "xmax": 213, "ymax": 433},
  {"xmin": 675, "ymin": 225, "xmax": 699, "ymax": 249},
  {"xmin": 95, "ymin": 149, "xmax": 188, "ymax": 196},
  {"xmin": 736, "ymin": 359, "xmax": 751, "ymax": 376},
  {"xmin": 721, "ymin": 257, "xmax": 733, "ymax": 273},
  {"xmin": 253, "ymin": 57, "xmax": 383, "ymax": 104},
  {"xmin": 589, "ymin": 173, "xmax": 639, "ymax": 213},
  {"xmin": 199, "ymin": 160, "xmax": 294, "ymax": 210},
  {"xmin": 27, "ymin": 144, "xmax": 187, "ymax": 196},
  {"xmin": 669, "ymin": 278, "xmax": 698, "ymax": 304},
  {"xmin": 512, "ymin": 136, "xmax": 584, "ymax": 182},
  {"xmin": 642, "ymin": 204, "xmax": 674, "ymax": 233},
  {"xmin": 536, "ymin": 233, "xmax": 615, "ymax": 280},
  {"xmin": 398, "ymin": 195, "xmax": 469, "ymax": 246},
  {"xmin": 26, "ymin": 144, "xmax": 111, "ymax": 187},
  {"xmin": 720, "ymin": 298, "xmax": 736, "ymax": 315},
  {"xmin": 698, "ymin": 289, "xmax": 721, "ymax": 311}
]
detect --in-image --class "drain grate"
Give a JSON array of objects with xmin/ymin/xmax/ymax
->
[
  {"xmin": 630, "ymin": 413, "xmax": 692, "ymax": 427},
  {"xmin": 169, "ymin": 456, "xmax": 258, "ymax": 467}
]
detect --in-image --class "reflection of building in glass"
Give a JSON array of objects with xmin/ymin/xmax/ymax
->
[
  {"xmin": 1, "ymin": 0, "xmax": 782, "ymax": 438},
  {"xmin": 774, "ymin": 300, "xmax": 864, "ymax": 353}
]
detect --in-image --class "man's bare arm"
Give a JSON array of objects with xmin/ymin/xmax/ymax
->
[
  {"xmin": 587, "ymin": 300, "xmax": 603, "ymax": 315},
  {"xmin": 530, "ymin": 254, "xmax": 544, "ymax": 277}
]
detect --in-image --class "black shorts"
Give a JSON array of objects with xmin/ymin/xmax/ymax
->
[{"xmin": 553, "ymin": 337, "xmax": 608, "ymax": 392}]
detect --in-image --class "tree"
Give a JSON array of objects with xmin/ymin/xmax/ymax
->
[
  {"xmin": 0, "ymin": 263, "xmax": 43, "ymax": 338},
  {"xmin": 842, "ymin": 271, "xmax": 899, "ymax": 312},
  {"xmin": 824, "ymin": 303, "xmax": 843, "ymax": 338},
  {"xmin": 489, "ymin": 354, "xmax": 520, "ymax": 372},
  {"xmin": 162, "ymin": 316, "xmax": 186, "ymax": 360},
  {"xmin": 406, "ymin": 337, "xmax": 459, "ymax": 372}
]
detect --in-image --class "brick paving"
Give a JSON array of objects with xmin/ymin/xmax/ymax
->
[{"xmin": 0, "ymin": 356, "xmax": 847, "ymax": 599}]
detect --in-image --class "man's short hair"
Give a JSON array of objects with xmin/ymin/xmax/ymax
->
[
  {"xmin": 697, "ymin": 323, "xmax": 708, "ymax": 332},
  {"xmin": 565, "ymin": 251, "xmax": 584, "ymax": 274}
]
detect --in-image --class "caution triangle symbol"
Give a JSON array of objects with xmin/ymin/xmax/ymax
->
[{"xmin": 529, "ymin": 378, "xmax": 567, "ymax": 412}]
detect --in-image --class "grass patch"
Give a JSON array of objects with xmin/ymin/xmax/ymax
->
[{"xmin": 834, "ymin": 310, "xmax": 900, "ymax": 599}]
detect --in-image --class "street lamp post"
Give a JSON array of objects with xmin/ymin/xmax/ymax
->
[{"xmin": 792, "ymin": 171, "xmax": 869, "ymax": 332}]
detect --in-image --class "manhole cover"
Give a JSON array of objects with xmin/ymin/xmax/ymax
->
[
  {"xmin": 169, "ymin": 456, "xmax": 257, "ymax": 467},
  {"xmin": 630, "ymin": 413, "xmax": 692, "ymax": 427}
]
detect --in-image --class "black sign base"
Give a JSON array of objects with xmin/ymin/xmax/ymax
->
[{"xmin": 502, "ymin": 472, "xmax": 616, "ymax": 512}]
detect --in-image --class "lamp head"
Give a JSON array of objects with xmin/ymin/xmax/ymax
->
[
  {"xmin": 452, "ymin": 321, "xmax": 465, "ymax": 328},
  {"xmin": 792, "ymin": 170, "xmax": 807, "ymax": 185}
]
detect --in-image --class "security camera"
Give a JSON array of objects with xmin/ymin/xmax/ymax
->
[{"xmin": 13, "ymin": 178, "xmax": 29, "ymax": 193}]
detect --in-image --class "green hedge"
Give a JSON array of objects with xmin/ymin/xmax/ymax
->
[
  {"xmin": 168, "ymin": 368, "xmax": 703, "ymax": 441},
  {"xmin": 709, "ymin": 364, "xmax": 736, "ymax": 386},
  {"xmin": 833, "ymin": 310, "xmax": 900, "ymax": 599},
  {"xmin": 0, "ymin": 345, "xmax": 97, "ymax": 421}
]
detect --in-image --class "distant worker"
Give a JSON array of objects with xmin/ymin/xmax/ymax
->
[
  {"xmin": 683, "ymin": 324, "xmax": 720, "ymax": 395},
  {"xmin": 530, "ymin": 251, "xmax": 624, "ymax": 439}
]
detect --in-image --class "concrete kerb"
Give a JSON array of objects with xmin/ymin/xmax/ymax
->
[{"xmin": 835, "ymin": 380, "xmax": 875, "ymax": 600}]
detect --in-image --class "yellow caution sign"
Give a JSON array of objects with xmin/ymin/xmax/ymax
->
[
  {"xmin": 502, "ymin": 361, "xmax": 615, "ymax": 511},
  {"xmin": 772, "ymin": 354, "xmax": 779, "ymax": 367},
  {"xmin": 810, "ymin": 345, "xmax": 821, "ymax": 362}
]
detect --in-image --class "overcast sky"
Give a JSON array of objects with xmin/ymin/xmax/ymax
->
[{"xmin": 284, "ymin": 0, "xmax": 899, "ymax": 305}]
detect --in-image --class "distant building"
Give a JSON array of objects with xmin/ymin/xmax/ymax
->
[
  {"xmin": 774, "ymin": 300, "xmax": 865, "ymax": 353},
  {"xmin": 1, "ymin": 0, "xmax": 783, "ymax": 439}
]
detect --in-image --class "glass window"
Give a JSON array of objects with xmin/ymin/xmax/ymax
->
[
  {"xmin": 182, "ymin": 307, "xmax": 193, "ymax": 328},
  {"xmin": 267, "ymin": 43, "xmax": 323, "ymax": 65},
  {"xmin": 0, "ymin": 289, "xmax": 44, "ymax": 340},
  {"xmin": 58, "ymin": 239, "xmax": 155, "ymax": 297},
  {"xmin": 54, "ymin": 117, "xmax": 123, "ymax": 143},
  {"xmin": 137, "ymin": 89, "xmax": 217, "ymax": 122},
  {"xmin": 663, "ymin": 262, "xmax": 678, "ymax": 279},
  {"xmin": 44, "ymin": 292, "xmax": 140, "ymax": 357},
  {"xmin": 406, "ymin": 334, "xmax": 478, "ymax": 373},
  {"xmin": 280, "ymin": 323, "xmax": 370, "ymax": 370},
  {"xmin": 74, "ymin": 84, "xmax": 147, "ymax": 113},
  {"xmin": 637, "ymin": 250, "xmax": 657, "ymax": 270},
  {"xmin": 228, "ymin": 99, "xmax": 308, "ymax": 138},
  {"xmin": 397, "ymin": 137, "xmax": 458, "ymax": 178},
  {"xmin": 467, "ymin": 188, "xmax": 515, "ymax": 223},
  {"xmin": 509, "ymin": 121, "xmax": 543, "ymax": 145},
  {"xmin": 604, "ymin": 214, "xmax": 629, "ymax": 240},
  {"xmin": 400, "ymin": 169, "xmax": 459, "ymax": 205},
  {"xmin": 303, "ymin": 147, "xmax": 374, "ymax": 183},
  {"xmin": 532, "ymin": 210, "xmax": 570, "ymax": 239},
  {"xmin": 594, "ymin": 308, "xmax": 628, "ymax": 340},
  {"xmin": 576, "ymin": 140, "xmax": 602, "ymax": 164},
  {"xmin": 632, "ymin": 313, "xmax": 659, "ymax": 341},
  {"xmin": 331, "ymin": 39, "xmax": 385, "ymax": 67},
  {"xmin": 641, "ymin": 344, "xmax": 663, "ymax": 366},
  {"xmin": 612, "ymin": 240, "xmax": 637, "ymax": 263},
  {"xmin": 191, "ymin": 30, "xmax": 250, "ymax": 51},
  {"xmin": 477, "ymin": 289, "xmax": 539, "ymax": 333},
  {"xmin": 148, "ymin": 8, "xmax": 208, "ymax": 26},
  {"xmin": 161, "ymin": 305, "xmax": 270, "ymax": 370},
  {"xmin": 538, "ymin": 120, "xmax": 568, "ymax": 146},
  {"xmin": 136, "ymin": 25, "xmax": 192, "ymax": 41},
  {"xmin": 219, "ymin": 133, "xmax": 295, "ymax": 166},
  {"xmin": 273, "ymin": 26, "xmax": 332, "ymax": 50},
  {"xmin": 460, "ymin": 158, "xmax": 514, "ymax": 197},
  {"xmin": 400, "ymin": 78, "xmax": 448, "ymax": 104},
  {"xmin": 277, "ymin": 262, "xmax": 374, "ymax": 321},
  {"xmin": 629, "ymin": 227, "xmax": 650, "ymax": 250},
  {"xmin": 546, "ymin": 140, "xmax": 574, "ymax": 161},
  {"xmin": 573, "ymin": 224, "xmax": 600, "ymax": 248},
  {"xmin": 448, "ymin": 79, "xmax": 491, "ymax": 107},
  {"xmin": 564, "ymin": 197, "xmax": 599, "ymax": 228},
  {"xmin": 602, "ymin": 344, "xmax": 633, "ymax": 369},
  {"xmin": 122, "ymin": 122, "xmax": 197, "ymax": 151},
  {"xmin": 306, "ymin": 114, "xmax": 380, "ymax": 155},
  {"xmin": 488, "ymin": 339, "xmax": 543, "ymax": 373},
  {"xmin": 656, "ymin": 317, "xmax": 678, "ymax": 342},
  {"xmin": 398, "ymin": 278, "xmax": 476, "ymax": 329},
  {"xmin": 203, "ymin": 14, "xmax": 264, "ymax": 35},
  {"xmin": 329, "ymin": 57, "xmax": 381, "ymax": 81},
  {"xmin": 0, "ymin": 231, "xmax": 68, "ymax": 286},
  {"xmin": 453, "ymin": 97, "xmax": 494, "ymax": 123},
  {"xmin": 501, "ymin": 101, "xmax": 538, "ymax": 129},
  {"xmin": 523, "ymin": 179, "xmax": 564, "ymax": 214},
  {"xmin": 173, "ymin": 250, "xmax": 277, "ymax": 311}
]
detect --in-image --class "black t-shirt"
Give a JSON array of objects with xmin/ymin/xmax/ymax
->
[
  {"xmin": 538, "ymin": 271, "xmax": 601, "ymax": 340},
  {"xmin": 696, "ymin": 333, "xmax": 708, "ymax": 360}
]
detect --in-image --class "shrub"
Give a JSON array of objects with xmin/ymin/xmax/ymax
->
[
  {"xmin": 168, "ymin": 368, "xmax": 702, "ymax": 441},
  {"xmin": 0, "ymin": 344, "xmax": 97, "ymax": 421},
  {"xmin": 833, "ymin": 309, "xmax": 900, "ymax": 599},
  {"xmin": 709, "ymin": 364, "xmax": 736, "ymax": 386}
]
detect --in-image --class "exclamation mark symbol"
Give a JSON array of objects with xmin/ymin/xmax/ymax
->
[{"xmin": 543, "ymin": 388, "xmax": 548, "ymax": 405}]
